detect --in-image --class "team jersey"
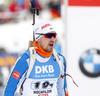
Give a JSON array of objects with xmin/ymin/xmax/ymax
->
[{"xmin": 4, "ymin": 49, "xmax": 68, "ymax": 96}]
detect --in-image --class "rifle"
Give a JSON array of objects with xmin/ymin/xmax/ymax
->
[
  {"xmin": 27, "ymin": 1, "xmax": 39, "ymax": 50},
  {"xmin": 19, "ymin": 2, "xmax": 39, "ymax": 94}
]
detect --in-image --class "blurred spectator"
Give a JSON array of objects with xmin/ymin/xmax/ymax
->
[
  {"xmin": 0, "ymin": 4, "xmax": 5, "ymax": 12},
  {"xmin": 48, "ymin": 0, "xmax": 61, "ymax": 18},
  {"xmin": 22, "ymin": 0, "xmax": 29, "ymax": 10},
  {"xmin": 0, "ymin": 0, "xmax": 20, "ymax": 24},
  {"xmin": 0, "ymin": 0, "xmax": 31, "ymax": 24},
  {"xmin": 0, "ymin": 0, "xmax": 6, "ymax": 8},
  {"xmin": 0, "ymin": 0, "xmax": 7, "ymax": 24},
  {"xmin": 17, "ymin": 0, "xmax": 30, "ymax": 20},
  {"xmin": 8, "ymin": 0, "xmax": 20, "ymax": 12},
  {"xmin": 30, "ymin": 0, "xmax": 42, "ymax": 10},
  {"xmin": 17, "ymin": 0, "xmax": 24, "ymax": 7},
  {"xmin": 0, "ymin": 0, "xmax": 61, "ymax": 24},
  {"xmin": 17, "ymin": 0, "xmax": 29, "ymax": 10}
]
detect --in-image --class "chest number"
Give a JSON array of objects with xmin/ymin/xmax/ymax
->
[{"xmin": 34, "ymin": 81, "xmax": 53, "ymax": 89}]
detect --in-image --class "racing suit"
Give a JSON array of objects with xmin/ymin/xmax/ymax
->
[{"xmin": 4, "ymin": 49, "xmax": 68, "ymax": 96}]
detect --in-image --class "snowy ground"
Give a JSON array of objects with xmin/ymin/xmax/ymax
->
[{"xmin": 0, "ymin": 13, "xmax": 64, "ymax": 54}]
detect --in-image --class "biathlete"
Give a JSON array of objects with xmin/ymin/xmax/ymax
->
[{"xmin": 4, "ymin": 21, "xmax": 69, "ymax": 96}]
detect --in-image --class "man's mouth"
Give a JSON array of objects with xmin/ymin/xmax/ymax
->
[{"xmin": 49, "ymin": 44, "xmax": 54, "ymax": 47}]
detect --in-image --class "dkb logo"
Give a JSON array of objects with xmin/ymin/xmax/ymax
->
[
  {"xmin": 35, "ymin": 65, "xmax": 54, "ymax": 74},
  {"xmin": 79, "ymin": 48, "xmax": 100, "ymax": 77}
]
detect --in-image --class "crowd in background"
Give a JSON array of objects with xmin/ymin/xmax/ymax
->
[{"xmin": 0, "ymin": 0, "xmax": 61, "ymax": 24}]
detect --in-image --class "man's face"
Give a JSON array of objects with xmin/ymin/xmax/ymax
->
[{"xmin": 37, "ymin": 31, "xmax": 56, "ymax": 52}]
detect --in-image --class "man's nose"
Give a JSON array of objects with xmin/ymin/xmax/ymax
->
[{"xmin": 50, "ymin": 36, "xmax": 55, "ymax": 41}]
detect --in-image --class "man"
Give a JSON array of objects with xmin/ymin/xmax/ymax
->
[{"xmin": 4, "ymin": 21, "xmax": 69, "ymax": 96}]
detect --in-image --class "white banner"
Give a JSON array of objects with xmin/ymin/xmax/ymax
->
[{"xmin": 61, "ymin": 1, "xmax": 100, "ymax": 96}]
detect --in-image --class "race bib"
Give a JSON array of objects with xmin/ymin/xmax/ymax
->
[{"xmin": 22, "ymin": 78, "xmax": 58, "ymax": 96}]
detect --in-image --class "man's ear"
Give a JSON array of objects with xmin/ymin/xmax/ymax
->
[
  {"xmin": 37, "ymin": 38, "xmax": 41, "ymax": 43},
  {"xmin": 36, "ymin": 39, "xmax": 39, "ymax": 44}
]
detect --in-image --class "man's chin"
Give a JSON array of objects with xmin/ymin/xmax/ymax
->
[{"xmin": 47, "ymin": 48, "xmax": 53, "ymax": 52}]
